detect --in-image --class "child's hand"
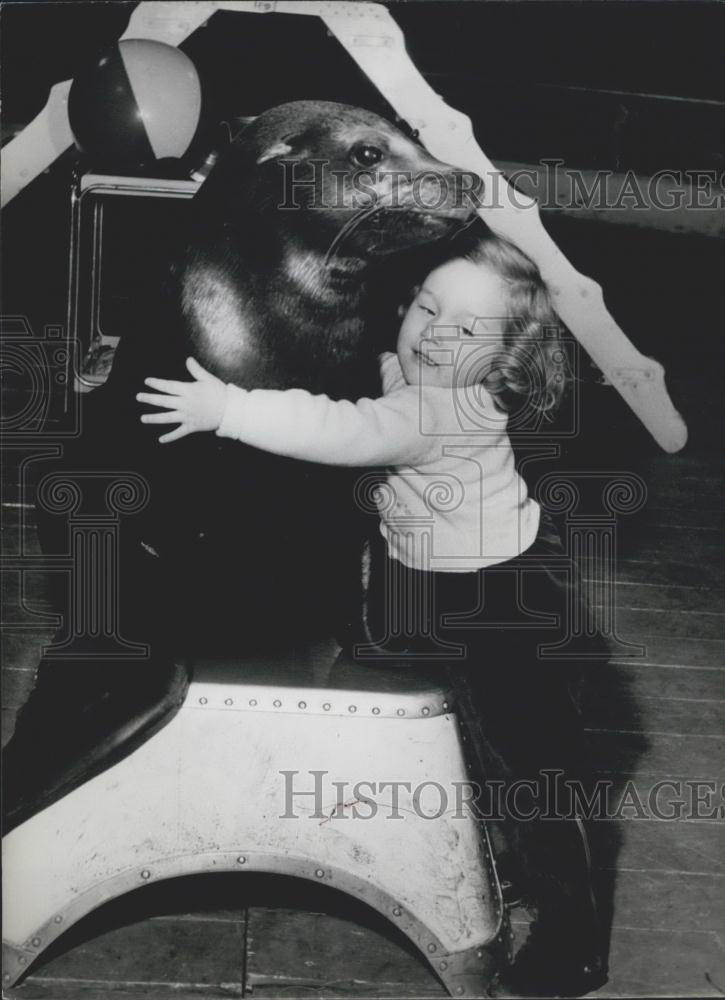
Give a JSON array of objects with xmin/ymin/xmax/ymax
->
[{"xmin": 137, "ymin": 357, "xmax": 226, "ymax": 443}]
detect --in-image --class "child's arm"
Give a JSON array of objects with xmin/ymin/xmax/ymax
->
[
  {"xmin": 137, "ymin": 358, "xmax": 228, "ymax": 443},
  {"xmin": 138, "ymin": 357, "xmax": 436, "ymax": 467}
]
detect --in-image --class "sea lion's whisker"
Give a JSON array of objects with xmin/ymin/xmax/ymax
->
[
  {"xmin": 457, "ymin": 210, "xmax": 482, "ymax": 235},
  {"xmin": 324, "ymin": 203, "xmax": 381, "ymax": 267}
]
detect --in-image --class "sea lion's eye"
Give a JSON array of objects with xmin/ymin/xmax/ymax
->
[{"xmin": 352, "ymin": 144, "xmax": 384, "ymax": 168}]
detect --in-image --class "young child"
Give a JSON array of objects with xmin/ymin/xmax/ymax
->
[{"xmin": 138, "ymin": 233, "xmax": 607, "ymax": 998}]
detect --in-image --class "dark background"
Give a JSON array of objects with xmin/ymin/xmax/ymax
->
[
  {"xmin": 2, "ymin": 0, "xmax": 723, "ymax": 453},
  {"xmin": 1, "ymin": 4, "xmax": 724, "ymax": 995}
]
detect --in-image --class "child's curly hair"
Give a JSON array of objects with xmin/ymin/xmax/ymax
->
[{"xmin": 462, "ymin": 233, "xmax": 568, "ymax": 419}]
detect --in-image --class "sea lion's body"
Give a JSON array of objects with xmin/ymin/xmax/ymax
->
[
  {"xmin": 176, "ymin": 101, "xmax": 480, "ymax": 392},
  {"xmin": 5, "ymin": 102, "xmax": 480, "ymax": 830}
]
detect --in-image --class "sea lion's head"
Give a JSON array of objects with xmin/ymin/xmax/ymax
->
[{"xmin": 195, "ymin": 100, "xmax": 482, "ymax": 262}]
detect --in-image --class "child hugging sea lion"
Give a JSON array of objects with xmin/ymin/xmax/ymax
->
[
  {"xmin": 173, "ymin": 100, "xmax": 482, "ymax": 393},
  {"xmin": 7, "ymin": 102, "xmax": 482, "ymax": 830}
]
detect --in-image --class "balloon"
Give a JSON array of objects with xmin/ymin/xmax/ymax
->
[{"xmin": 68, "ymin": 40, "xmax": 203, "ymax": 169}]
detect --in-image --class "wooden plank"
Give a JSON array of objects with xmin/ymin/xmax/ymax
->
[
  {"xmin": 604, "ymin": 582, "xmax": 725, "ymax": 615},
  {"xmin": 0, "ymin": 453, "xmax": 43, "ymax": 506},
  {"xmin": 586, "ymin": 730, "xmax": 724, "ymax": 778},
  {"xmin": 632, "ymin": 505, "xmax": 725, "ymax": 531},
  {"xmin": 635, "ymin": 451, "xmax": 724, "ymax": 482},
  {"xmin": 618, "ymin": 485, "xmax": 724, "ymax": 516},
  {"xmin": 594, "ymin": 821, "xmax": 725, "ymax": 874},
  {"xmin": 2, "ymin": 665, "xmax": 37, "ymax": 710},
  {"xmin": 611, "ymin": 608, "xmax": 725, "ymax": 641},
  {"xmin": 1, "ymin": 571, "xmax": 58, "ymax": 626},
  {"xmin": 608, "ymin": 636, "xmax": 725, "ymax": 668},
  {"xmin": 2, "ymin": 627, "xmax": 55, "ymax": 671},
  {"xmin": 637, "ymin": 483, "xmax": 725, "ymax": 512},
  {"xmin": 502, "ymin": 917, "xmax": 724, "ymax": 998},
  {"xmin": 597, "ymin": 927, "xmax": 725, "ymax": 998},
  {"xmin": 581, "ymin": 692, "xmax": 725, "ymax": 737},
  {"xmin": 6, "ymin": 987, "xmax": 239, "ymax": 999},
  {"xmin": 606, "ymin": 870, "xmax": 725, "ymax": 933},
  {"xmin": 21, "ymin": 914, "xmax": 244, "ymax": 997},
  {"xmin": 581, "ymin": 662, "xmax": 725, "ymax": 702},
  {"xmin": 614, "ymin": 558, "xmax": 718, "ymax": 589},
  {"xmin": 1, "ymin": 505, "xmax": 39, "ymax": 555},
  {"xmin": 635, "ymin": 512, "xmax": 725, "ymax": 535},
  {"xmin": 246, "ymin": 907, "xmax": 445, "ymax": 998},
  {"xmin": 618, "ymin": 525, "xmax": 725, "ymax": 569}
]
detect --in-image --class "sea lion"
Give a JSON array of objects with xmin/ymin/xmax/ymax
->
[
  {"xmin": 113, "ymin": 99, "xmax": 481, "ymax": 636},
  {"xmin": 6, "ymin": 101, "xmax": 481, "ymax": 831},
  {"xmin": 172, "ymin": 100, "xmax": 481, "ymax": 393}
]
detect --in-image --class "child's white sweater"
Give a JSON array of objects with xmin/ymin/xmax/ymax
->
[{"xmin": 217, "ymin": 353, "xmax": 539, "ymax": 572}]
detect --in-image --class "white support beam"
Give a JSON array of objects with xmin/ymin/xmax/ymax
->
[{"xmin": 1, "ymin": 0, "xmax": 688, "ymax": 451}]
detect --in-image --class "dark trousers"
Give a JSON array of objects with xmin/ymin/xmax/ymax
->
[{"xmin": 363, "ymin": 512, "xmax": 608, "ymax": 954}]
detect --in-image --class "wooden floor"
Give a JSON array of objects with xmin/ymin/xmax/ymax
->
[
  {"xmin": 3, "ymin": 354, "xmax": 725, "ymax": 998},
  {"xmin": 3, "ymin": 433, "xmax": 724, "ymax": 998}
]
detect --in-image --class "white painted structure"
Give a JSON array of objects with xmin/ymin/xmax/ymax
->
[{"xmin": 2, "ymin": 657, "xmax": 504, "ymax": 995}]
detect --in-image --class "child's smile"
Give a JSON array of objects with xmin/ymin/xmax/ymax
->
[{"xmin": 397, "ymin": 257, "xmax": 509, "ymax": 390}]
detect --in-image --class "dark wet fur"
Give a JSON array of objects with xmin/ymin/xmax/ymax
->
[
  {"xmin": 6, "ymin": 103, "xmax": 480, "ymax": 832},
  {"xmin": 170, "ymin": 100, "xmax": 480, "ymax": 395}
]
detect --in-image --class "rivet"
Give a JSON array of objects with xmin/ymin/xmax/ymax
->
[
  {"xmin": 427, "ymin": 942, "xmax": 436, "ymax": 953},
  {"xmin": 477, "ymin": 949, "xmax": 484, "ymax": 959},
  {"xmin": 249, "ymin": 698, "xmax": 257, "ymax": 707},
  {"xmin": 392, "ymin": 906, "xmax": 402, "ymax": 917},
  {"xmin": 141, "ymin": 870, "xmax": 151, "ymax": 880},
  {"xmin": 237, "ymin": 856, "xmax": 246, "ymax": 865},
  {"xmin": 31, "ymin": 937, "xmax": 41, "ymax": 947},
  {"xmin": 18, "ymin": 958, "xmax": 26, "ymax": 966},
  {"xmin": 396, "ymin": 708, "xmax": 405, "ymax": 716},
  {"xmin": 199, "ymin": 696, "xmax": 207, "ymax": 705},
  {"xmin": 456, "ymin": 988, "xmax": 464, "ymax": 996},
  {"xmin": 315, "ymin": 868, "xmax": 325, "ymax": 878},
  {"xmin": 224, "ymin": 698, "xmax": 233, "ymax": 706},
  {"xmin": 298, "ymin": 701, "xmax": 307, "ymax": 709},
  {"xmin": 348, "ymin": 705, "xmax": 357, "ymax": 713},
  {"xmin": 421, "ymin": 706, "xmax": 430, "ymax": 716},
  {"xmin": 3, "ymin": 974, "xmax": 10, "ymax": 982},
  {"xmin": 54, "ymin": 915, "xmax": 63, "ymax": 924},
  {"xmin": 372, "ymin": 707, "xmax": 380, "ymax": 715},
  {"xmin": 442, "ymin": 701, "xmax": 449, "ymax": 710},
  {"xmin": 439, "ymin": 961, "xmax": 448, "ymax": 971},
  {"xmin": 273, "ymin": 699, "xmax": 282, "ymax": 708},
  {"xmin": 323, "ymin": 702, "xmax": 331, "ymax": 711}
]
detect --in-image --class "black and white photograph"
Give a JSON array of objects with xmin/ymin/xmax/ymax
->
[{"xmin": 1, "ymin": 1, "xmax": 723, "ymax": 997}]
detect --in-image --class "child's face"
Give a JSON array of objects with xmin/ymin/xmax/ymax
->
[{"xmin": 397, "ymin": 258, "xmax": 508, "ymax": 389}]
